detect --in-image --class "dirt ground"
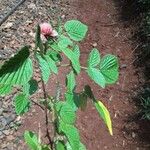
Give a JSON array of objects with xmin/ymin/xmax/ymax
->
[{"xmin": 1, "ymin": 0, "xmax": 150, "ymax": 150}]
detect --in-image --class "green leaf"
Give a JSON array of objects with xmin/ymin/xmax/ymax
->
[
  {"xmin": 66, "ymin": 142, "xmax": 86, "ymax": 150},
  {"xmin": 62, "ymin": 48, "xmax": 80, "ymax": 74},
  {"xmin": 46, "ymin": 50, "xmax": 62, "ymax": 62},
  {"xmin": 35, "ymin": 25, "xmax": 44, "ymax": 52},
  {"xmin": 66, "ymin": 71, "xmax": 76, "ymax": 93},
  {"xmin": 23, "ymin": 79, "xmax": 38, "ymax": 96},
  {"xmin": 64, "ymin": 20, "xmax": 88, "ymax": 41},
  {"xmin": 41, "ymin": 145, "xmax": 51, "ymax": 150},
  {"xmin": 84, "ymin": 85, "xmax": 94, "ymax": 99},
  {"xmin": 88, "ymin": 48, "xmax": 100, "ymax": 67},
  {"xmin": 45, "ymin": 55, "xmax": 58, "ymax": 74},
  {"xmin": 59, "ymin": 102, "xmax": 76, "ymax": 124},
  {"xmin": 55, "ymin": 141, "xmax": 65, "ymax": 150},
  {"xmin": 56, "ymin": 102, "xmax": 76, "ymax": 124},
  {"xmin": 65, "ymin": 92, "xmax": 77, "ymax": 112},
  {"xmin": 87, "ymin": 67, "xmax": 105, "ymax": 88},
  {"xmin": 73, "ymin": 45, "xmax": 80, "ymax": 58},
  {"xmin": 94, "ymin": 100, "xmax": 113, "ymax": 135},
  {"xmin": 59, "ymin": 121, "xmax": 80, "ymax": 150},
  {"xmin": 0, "ymin": 84, "xmax": 12, "ymax": 96},
  {"xmin": 24, "ymin": 131, "xmax": 39, "ymax": 150},
  {"xmin": 14, "ymin": 93, "xmax": 30, "ymax": 115},
  {"xmin": 77, "ymin": 93, "xmax": 88, "ymax": 111},
  {"xmin": 58, "ymin": 35, "xmax": 73, "ymax": 49},
  {"xmin": 0, "ymin": 46, "xmax": 33, "ymax": 86},
  {"xmin": 36, "ymin": 54, "xmax": 51, "ymax": 83},
  {"xmin": 100, "ymin": 55, "xmax": 119, "ymax": 84},
  {"xmin": 49, "ymin": 42, "xmax": 61, "ymax": 52}
]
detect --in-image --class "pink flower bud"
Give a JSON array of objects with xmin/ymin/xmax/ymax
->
[{"xmin": 40, "ymin": 23, "xmax": 53, "ymax": 36}]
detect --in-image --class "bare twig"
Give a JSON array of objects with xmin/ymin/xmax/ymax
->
[{"xmin": 31, "ymin": 99, "xmax": 44, "ymax": 110}]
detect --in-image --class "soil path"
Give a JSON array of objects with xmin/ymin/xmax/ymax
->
[{"xmin": 1, "ymin": 0, "xmax": 150, "ymax": 149}]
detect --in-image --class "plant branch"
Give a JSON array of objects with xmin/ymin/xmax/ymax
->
[
  {"xmin": 41, "ymin": 80, "xmax": 53, "ymax": 149},
  {"xmin": 31, "ymin": 99, "xmax": 44, "ymax": 110}
]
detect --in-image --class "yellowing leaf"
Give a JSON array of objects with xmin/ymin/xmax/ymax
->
[{"xmin": 94, "ymin": 100, "xmax": 113, "ymax": 135}]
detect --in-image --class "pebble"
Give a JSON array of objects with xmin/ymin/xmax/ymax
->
[
  {"xmin": 132, "ymin": 132, "xmax": 136, "ymax": 138},
  {"xmin": 4, "ymin": 22, "xmax": 13, "ymax": 29},
  {"xmin": 0, "ymin": 108, "xmax": 3, "ymax": 115},
  {"xmin": 0, "ymin": 117, "xmax": 7, "ymax": 131},
  {"xmin": 92, "ymin": 42, "xmax": 98, "ymax": 47},
  {"xmin": 121, "ymin": 64, "xmax": 127, "ymax": 69}
]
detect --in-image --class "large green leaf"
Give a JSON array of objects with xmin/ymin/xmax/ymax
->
[
  {"xmin": 24, "ymin": 131, "xmax": 39, "ymax": 150},
  {"xmin": 56, "ymin": 102, "xmax": 76, "ymax": 125},
  {"xmin": 88, "ymin": 48, "xmax": 100, "ymax": 67},
  {"xmin": 0, "ymin": 84, "xmax": 12, "ymax": 96},
  {"xmin": 66, "ymin": 71, "xmax": 76, "ymax": 93},
  {"xmin": 62, "ymin": 48, "xmax": 80, "ymax": 74},
  {"xmin": 0, "ymin": 46, "xmax": 33, "ymax": 86},
  {"xmin": 58, "ymin": 35, "xmax": 73, "ymax": 49},
  {"xmin": 60, "ymin": 103, "xmax": 76, "ymax": 124},
  {"xmin": 94, "ymin": 100, "xmax": 113, "ymax": 135},
  {"xmin": 65, "ymin": 92, "xmax": 77, "ymax": 112},
  {"xmin": 64, "ymin": 20, "xmax": 88, "ymax": 41},
  {"xmin": 87, "ymin": 67, "xmax": 105, "ymax": 88},
  {"xmin": 84, "ymin": 85, "xmax": 113, "ymax": 136},
  {"xmin": 35, "ymin": 25, "xmax": 44, "ymax": 52},
  {"xmin": 36, "ymin": 54, "xmax": 51, "ymax": 83},
  {"xmin": 100, "ymin": 55, "xmax": 119, "ymax": 84},
  {"xmin": 45, "ymin": 55, "xmax": 58, "ymax": 74},
  {"xmin": 14, "ymin": 93, "xmax": 30, "ymax": 115},
  {"xmin": 59, "ymin": 121, "xmax": 80, "ymax": 150}
]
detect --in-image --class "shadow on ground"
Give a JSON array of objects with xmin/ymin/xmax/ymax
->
[{"xmin": 114, "ymin": 0, "xmax": 150, "ymax": 148}]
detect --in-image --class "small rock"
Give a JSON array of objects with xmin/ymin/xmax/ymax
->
[
  {"xmin": 121, "ymin": 64, "xmax": 127, "ymax": 69},
  {"xmin": 29, "ymin": 32, "xmax": 35, "ymax": 38},
  {"xmin": 0, "ymin": 131, "xmax": 2, "ymax": 136},
  {"xmin": 28, "ymin": 3, "xmax": 36, "ymax": 9},
  {"xmin": 92, "ymin": 42, "xmax": 98, "ymax": 47},
  {"xmin": 0, "ymin": 101, "xmax": 2, "ymax": 107},
  {"xmin": 61, "ymin": 15, "xmax": 65, "ymax": 19},
  {"xmin": 4, "ymin": 22, "xmax": 13, "ymax": 29},
  {"xmin": 0, "ymin": 117, "xmax": 7, "ymax": 131},
  {"xmin": 132, "ymin": 132, "xmax": 136, "ymax": 138},
  {"xmin": 0, "ymin": 108, "xmax": 3, "ymax": 115}
]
